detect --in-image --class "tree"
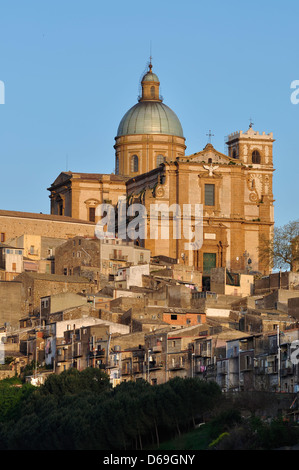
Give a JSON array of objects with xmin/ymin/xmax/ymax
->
[
  {"xmin": 39, "ymin": 367, "xmax": 111, "ymax": 397},
  {"xmin": 259, "ymin": 219, "xmax": 299, "ymax": 272}
]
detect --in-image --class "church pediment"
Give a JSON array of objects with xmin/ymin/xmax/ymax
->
[
  {"xmin": 187, "ymin": 143, "xmax": 236, "ymax": 164},
  {"xmin": 50, "ymin": 172, "xmax": 72, "ymax": 188}
]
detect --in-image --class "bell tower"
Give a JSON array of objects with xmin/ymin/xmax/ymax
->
[
  {"xmin": 226, "ymin": 124, "xmax": 275, "ymax": 273},
  {"xmin": 226, "ymin": 123, "xmax": 274, "ymax": 167}
]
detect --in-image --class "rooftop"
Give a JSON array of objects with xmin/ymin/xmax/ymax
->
[{"xmin": 0, "ymin": 209, "xmax": 95, "ymax": 225}]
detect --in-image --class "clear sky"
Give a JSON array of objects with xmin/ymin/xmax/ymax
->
[{"xmin": 0, "ymin": 0, "xmax": 298, "ymax": 228}]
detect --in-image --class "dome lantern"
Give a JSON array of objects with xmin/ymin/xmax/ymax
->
[{"xmin": 139, "ymin": 61, "xmax": 161, "ymax": 102}]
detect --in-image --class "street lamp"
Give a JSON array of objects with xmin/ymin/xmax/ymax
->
[
  {"xmin": 35, "ymin": 345, "xmax": 39, "ymax": 379},
  {"xmin": 147, "ymin": 349, "xmax": 152, "ymax": 383},
  {"xmin": 191, "ymin": 353, "xmax": 195, "ymax": 378}
]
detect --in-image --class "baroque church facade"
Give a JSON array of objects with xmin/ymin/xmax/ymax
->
[{"xmin": 48, "ymin": 61, "xmax": 274, "ymax": 275}]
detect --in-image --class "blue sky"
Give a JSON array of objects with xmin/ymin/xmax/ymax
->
[{"xmin": 0, "ymin": 0, "xmax": 298, "ymax": 227}]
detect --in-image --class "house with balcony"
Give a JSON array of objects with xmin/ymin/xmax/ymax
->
[
  {"xmin": 254, "ymin": 331, "xmax": 281, "ymax": 392},
  {"xmin": 217, "ymin": 333, "xmax": 257, "ymax": 392},
  {"xmin": 120, "ymin": 346, "xmax": 146, "ymax": 382},
  {"xmin": 44, "ymin": 317, "xmax": 129, "ymax": 374},
  {"xmin": 144, "ymin": 324, "xmax": 210, "ymax": 385}
]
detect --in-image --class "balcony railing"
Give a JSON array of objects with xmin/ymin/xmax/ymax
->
[
  {"xmin": 149, "ymin": 361, "xmax": 164, "ymax": 370},
  {"xmin": 109, "ymin": 254, "xmax": 128, "ymax": 261}
]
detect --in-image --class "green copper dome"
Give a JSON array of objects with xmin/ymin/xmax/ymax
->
[{"xmin": 116, "ymin": 101, "xmax": 184, "ymax": 138}]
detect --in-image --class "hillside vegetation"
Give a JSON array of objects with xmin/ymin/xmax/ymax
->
[{"xmin": 0, "ymin": 370, "xmax": 298, "ymax": 450}]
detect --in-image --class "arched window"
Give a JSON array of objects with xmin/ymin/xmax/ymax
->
[
  {"xmin": 115, "ymin": 157, "xmax": 119, "ymax": 175},
  {"xmin": 131, "ymin": 155, "xmax": 139, "ymax": 173},
  {"xmin": 156, "ymin": 154, "xmax": 165, "ymax": 167},
  {"xmin": 151, "ymin": 86, "xmax": 155, "ymax": 99},
  {"xmin": 252, "ymin": 150, "xmax": 261, "ymax": 164}
]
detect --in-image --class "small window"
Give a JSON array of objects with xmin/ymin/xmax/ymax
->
[
  {"xmin": 131, "ymin": 155, "xmax": 139, "ymax": 173},
  {"xmin": 0, "ymin": 233, "xmax": 5, "ymax": 243},
  {"xmin": 151, "ymin": 86, "xmax": 155, "ymax": 99},
  {"xmin": 89, "ymin": 207, "xmax": 95, "ymax": 222},
  {"xmin": 156, "ymin": 154, "xmax": 165, "ymax": 167},
  {"xmin": 115, "ymin": 157, "xmax": 119, "ymax": 175},
  {"xmin": 171, "ymin": 314, "xmax": 177, "ymax": 320},
  {"xmin": 205, "ymin": 184, "xmax": 215, "ymax": 206},
  {"xmin": 252, "ymin": 150, "xmax": 261, "ymax": 164}
]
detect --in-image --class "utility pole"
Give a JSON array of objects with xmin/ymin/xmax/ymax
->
[{"xmin": 277, "ymin": 325, "xmax": 281, "ymax": 392}]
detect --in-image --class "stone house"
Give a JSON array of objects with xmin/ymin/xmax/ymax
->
[
  {"xmin": 144, "ymin": 324, "xmax": 210, "ymax": 385},
  {"xmin": 0, "ymin": 280, "xmax": 23, "ymax": 328},
  {"xmin": 210, "ymin": 267, "xmax": 254, "ymax": 297},
  {"xmin": 0, "ymin": 243, "xmax": 24, "ymax": 280},
  {"xmin": 0, "ymin": 209, "xmax": 95, "ymax": 243},
  {"xmin": 55, "ymin": 235, "xmax": 150, "ymax": 280},
  {"xmin": 44, "ymin": 317, "xmax": 129, "ymax": 373},
  {"xmin": 254, "ymin": 271, "xmax": 299, "ymax": 295},
  {"xmin": 15, "ymin": 272, "xmax": 95, "ymax": 315}
]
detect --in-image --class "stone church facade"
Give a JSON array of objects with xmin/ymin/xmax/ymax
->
[{"xmin": 48, "ymin": 61, "xmax": 274, "ymax": 275}]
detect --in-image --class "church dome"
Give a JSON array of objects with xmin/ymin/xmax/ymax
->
[
  {"xmin": 116, "ymin": 62, "xmax": 184, "ymax": 138},
  {"xmin": 116, "ymin": 101, "xmax": 184, "ymax": 138},
  {"xmin": 141, "ymin": 71, "xmax": 160, "ymax": 82}
]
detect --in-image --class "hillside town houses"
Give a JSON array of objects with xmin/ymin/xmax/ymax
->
[
  {"xmin": 0, "ymin": 233, "xmax": 299, "ymax": 398},
  {"xmin": 0, "ymin": 62, "xmax": 298, "ymax": 422}
]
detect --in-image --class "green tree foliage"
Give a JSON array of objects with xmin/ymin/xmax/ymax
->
[
  {"xmin": 0, "ymin": 371, "xmax": 297, "ymax": 450},
  {"xmin": 0, "ymin": 372, "xmax": 223, "ymax": 450},
  {"xmin": 0, "ymin": 378, "xmax": 35, "ymax": 422},
  {"xmin": 39, "ymin": 367, "xmax": 111, "ymax": 397}
]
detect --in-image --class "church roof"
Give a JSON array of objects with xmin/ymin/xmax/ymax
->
[
  {"xmin": 0, "ymin": 209, "xmax": 95, "ymax": 225},
  {"xmin": 48, "ymin": 172, "xmax": 129, "ymax": 190}
]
